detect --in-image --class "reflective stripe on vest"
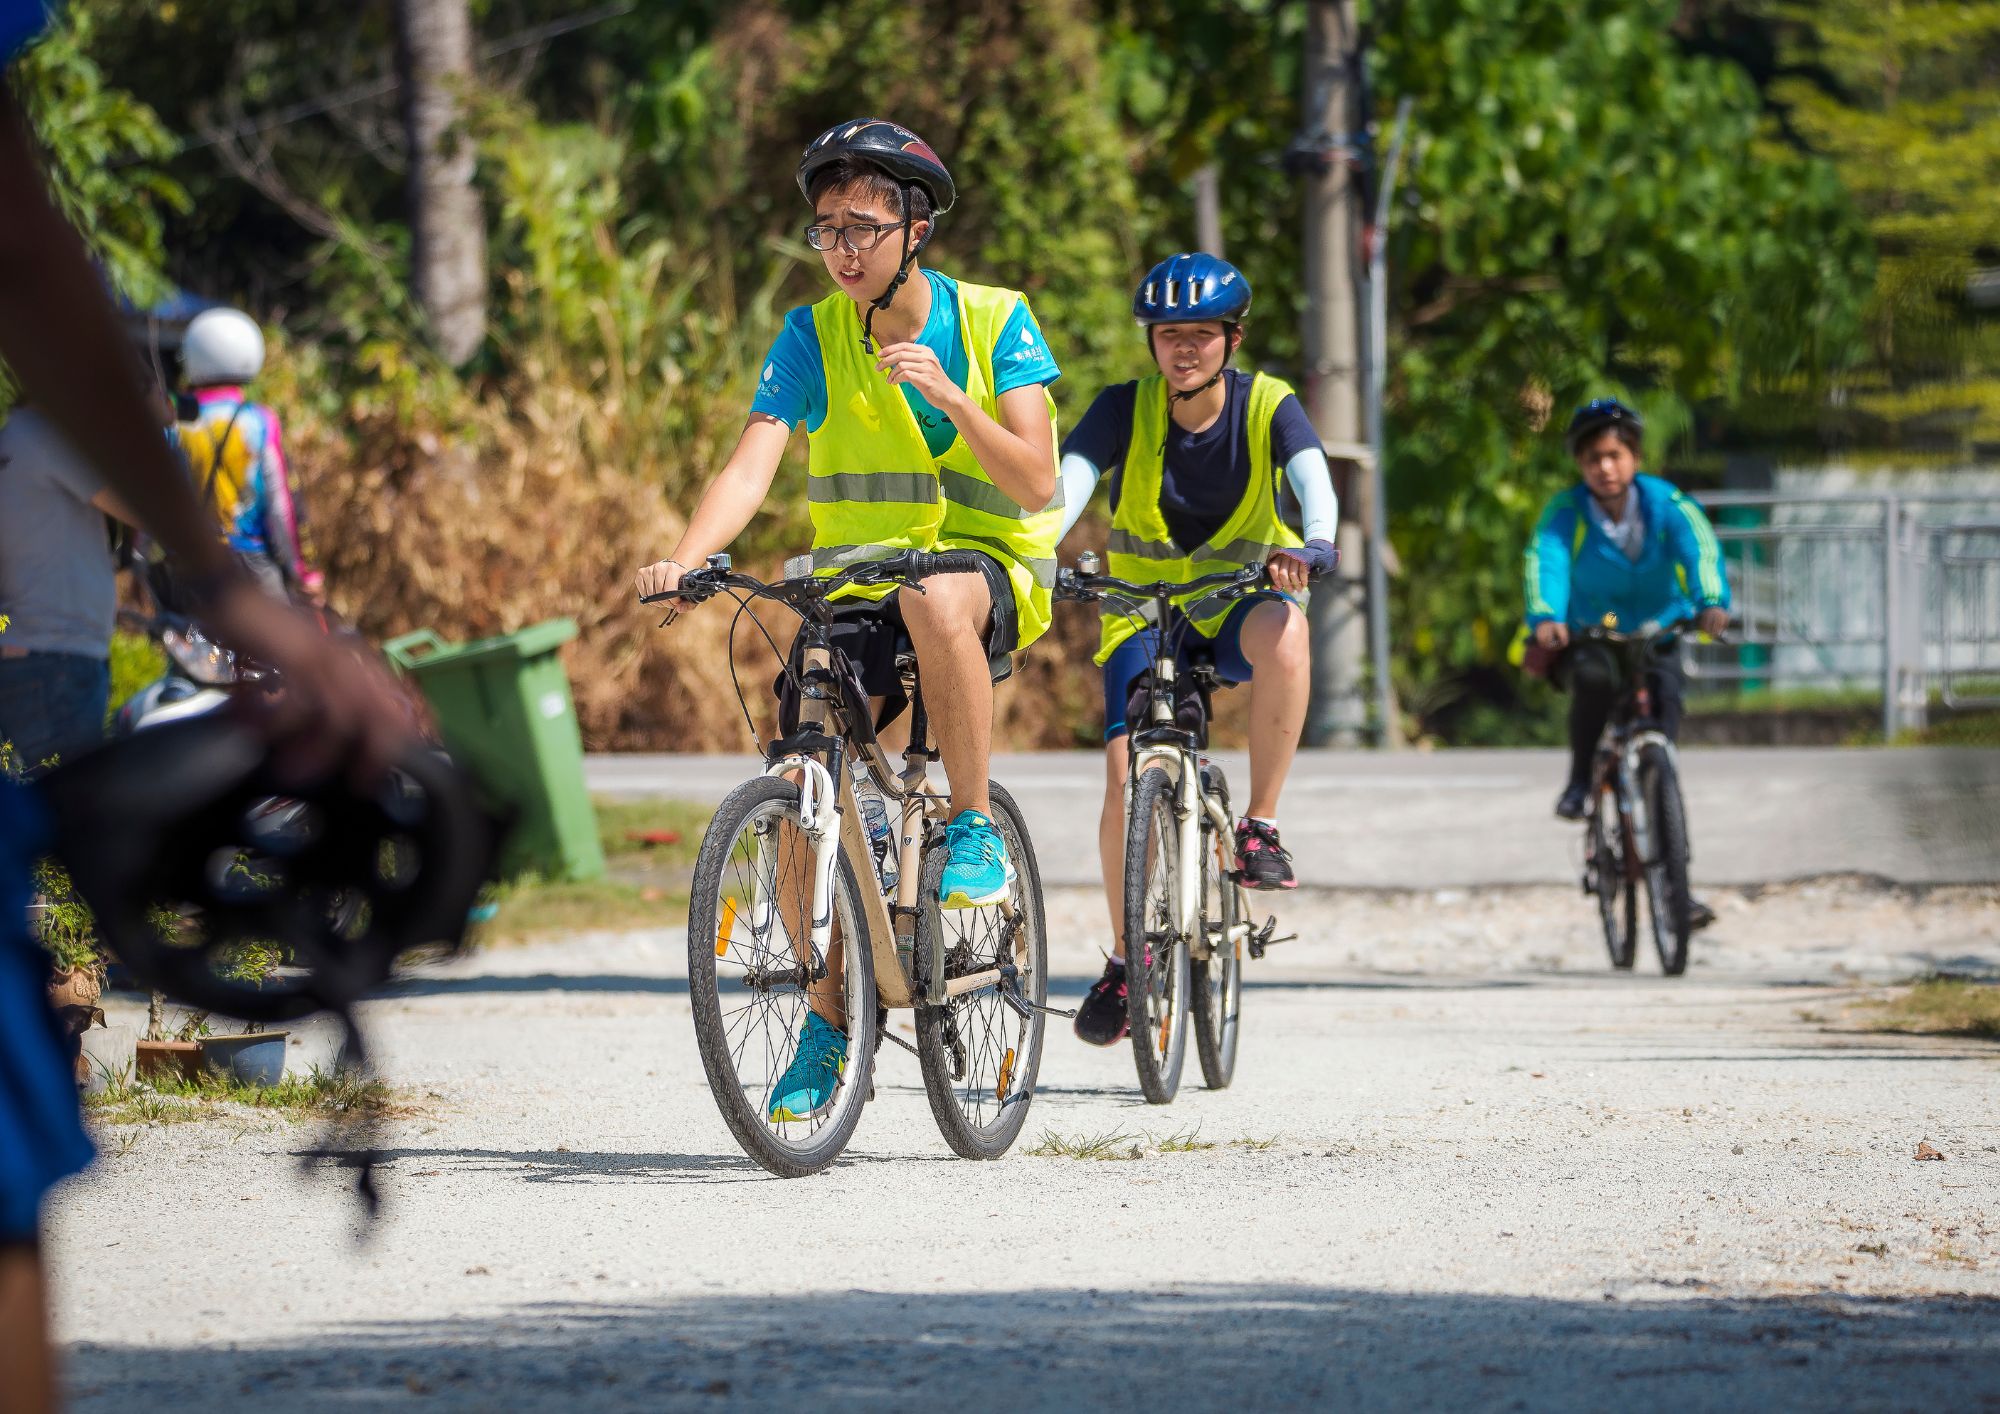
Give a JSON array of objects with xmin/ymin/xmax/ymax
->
[
  {"xmin": 1096, "ymin": 371, "xmax": 1305, "ymax": 664},
  {"xmin": 807, "ymin": 279, "xmax": 1062, "ymax": 646}
]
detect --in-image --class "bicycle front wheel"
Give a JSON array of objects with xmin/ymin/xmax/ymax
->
[
  {"xmin": 686, "ymin": 775, "xmax": 877, "ymax": 1178},
  {"xmin": 1124, "ymin": 764, "xmax": 1190, "ymax": 1105},
  {"xmin": 1191, "ymin": 811, "xmax": 1242, "ymax": 1090},
  {"xmin": 1588, "ymin": 784, "xmax": 1636, "ymax": 970},
  {"xmin": 914, "ymin": 781, "xmax": 1048, "ymax": 1160},
  {"xmin": 1638, "ymin": 746, "xmax": 1693, "ymax": 976}
]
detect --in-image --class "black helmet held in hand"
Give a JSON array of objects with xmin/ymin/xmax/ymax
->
[{"xmin": 797, "ymin": 117, "xmax": 956, "ymax": 215}]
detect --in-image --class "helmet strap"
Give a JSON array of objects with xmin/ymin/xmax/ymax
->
[
  {"xmin": 861, "ymin": 183, "xmax": 930, "ymax": 354},
  {"xmin": 1158, "ymin": 323, "xmax": 1238, "ymax": 449}
]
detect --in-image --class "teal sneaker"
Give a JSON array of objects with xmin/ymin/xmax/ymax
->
[
  {"xmin": 938, "ymin": 810, "xmax": 1016, "ymax": 909},
  {"xmin": 766, "ymin": 1011, "xmax": 849, "ymax": 1122}
]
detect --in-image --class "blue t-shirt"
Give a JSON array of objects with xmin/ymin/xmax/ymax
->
[
  {"xmin": 1061, "ymin": 370, "xmax": 1321, "ymax": 551},
  {"xmin": 751, "ymin": 269, "xmax": 1060, "ymax": 458}
]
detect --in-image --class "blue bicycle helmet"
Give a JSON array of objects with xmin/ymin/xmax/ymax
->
[
  {"xmin": 1565, "ymin": 397, "xmax": 1644, "ymax": 455},
  {"xmin": 1133, "ymin": 253, "xmax": 1252, "ymax": 326}
]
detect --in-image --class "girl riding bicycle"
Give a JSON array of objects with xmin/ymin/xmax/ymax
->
[{"xmin": 1054, "ymin": 254, "xmax": 1338, "ymax": 1046}]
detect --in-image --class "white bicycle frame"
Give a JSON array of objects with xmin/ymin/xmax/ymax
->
[{"xmin": 1125, "ymin": 656, "xmax": 1252, "ymax": 957}]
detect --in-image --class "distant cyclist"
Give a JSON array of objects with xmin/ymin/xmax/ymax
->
[
  {"xmin": 173, "ymin": 306, "xmax": 323, "ymax": 602},
  {"xmin": 1056, "ymin": 254, "xmax": 1338, "ymax": 1046},
  {"xmin": 1525, "ymin": 398, "xmax": 1731, "ymax": 822}
]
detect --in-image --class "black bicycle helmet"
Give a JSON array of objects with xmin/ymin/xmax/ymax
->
[
  {"xmin": 36, "ymin": 714, "xmax": 503, "ymax": 1023},
  {"xmin": 1565, "ymin": 397, "xmax": 1644, "ymax": 455},
  {"xmin": 796, "ymin": 117, "xmax": 956, "ymax": 215}
]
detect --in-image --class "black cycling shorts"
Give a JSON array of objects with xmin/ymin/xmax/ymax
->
[{"xmin": 776, "ymin": 550, "xmax": 1016, "ymax": 733}]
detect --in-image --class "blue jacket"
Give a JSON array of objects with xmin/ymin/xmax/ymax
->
[{"xmin": 1524, "ymin": 474, "xmax": 1729, "ymax": 630}]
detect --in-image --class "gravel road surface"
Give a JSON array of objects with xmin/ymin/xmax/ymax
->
[{"xmin": 48, "ymin": 876, "xmax": 2000, "ymax": 1410}]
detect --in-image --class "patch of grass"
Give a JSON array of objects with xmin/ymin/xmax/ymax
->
[
  {"xmin": 1027, "ymin": 1128, "xmax": 1142, "ymax": 1160},
  {"xmin": 1860, "ymin": 976, "xmax": 2000, "ymax": 1040},
  {"xmin": 1155, "ymin": 1126, "xmax": 1217, "ymax": 1153},
  {"xmin": 86, "ymin": 1066, "xmax": 407, "ymax": 1127},
  {"xmin": 1229, "ymin": 1135, "xmax": 1281, "ymax": 1152},
  {"xmin": 474, "ymin": 795, "xmax": 709, "ymax": 944}
]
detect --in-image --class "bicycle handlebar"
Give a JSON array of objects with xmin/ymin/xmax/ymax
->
[
  {"xmin": 1053, "ymin": 563, "xmax": 1265, "ymax": 604},
  {"xmin": 640, "ymin": 548, "xmax": 988, "ymax": 609}
]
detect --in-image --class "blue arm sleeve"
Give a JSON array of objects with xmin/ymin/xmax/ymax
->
[
  {"xmin": 1056, "ymin": 453, "xmax": 1103, "ymax": 540},
  {"xmin": 1667, "ymin": 492, "xmax": 1731, "ymax": 610},
  {"xmin": 1525, "ymin": 496, "xmax": 1574, "ymax": 626},
  {"xmin": 1282, "ymin": 447, "xmax": 1339, "ymax": 543},
  {"xmin": 747, "ymin": 310, "xmax": 826, "ymax": 431},
  {"xmin": 993, "ymin": 297, "xmax": 1061, "ymax": 394}
]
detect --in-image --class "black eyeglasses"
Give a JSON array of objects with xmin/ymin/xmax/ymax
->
[{"xmin": 803, "ymin": 220, "xmax": 904, "ymax": 253}]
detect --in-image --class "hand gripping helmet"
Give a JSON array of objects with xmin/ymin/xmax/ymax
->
[{"xmin": 180, "ymin": 307, "xmax": 266, "ymax": 387}]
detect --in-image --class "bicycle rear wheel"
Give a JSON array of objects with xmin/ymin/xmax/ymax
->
[
  {"xmin": 686, "ymin": 775, "xmax": 877, "ymax": 1177},
  {"xmin": 914, "ymin": 781, "xmax": 1048, "ymax": 1159},
  {"xmin": 1638, "ymin": 746, "xmax": 1693, "ymax": 976},
  {"xmin": 1588, "ymin": 785, "xmax": 1636, "ymax": 970},
  {"xmin": 1191, "ymin": 809, "xmax": 1242, "ymax": 1090},
  {"xmin": 1124, "ymin": 764, "xmax": 1190, "ymax": 1105}
]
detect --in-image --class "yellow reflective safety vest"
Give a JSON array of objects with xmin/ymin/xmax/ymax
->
[
  {"xmin": 805, "ymin": 279, "xmax": 1062, "ymax": 649},
  {"xmin": 1096, "ymin": 371, "xmax": 1304, "ymax": 663}
]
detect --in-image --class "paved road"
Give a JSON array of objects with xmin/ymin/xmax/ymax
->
[
  {"xmin": 52, "ymin": 883, "xmax": 2000, "ymax": 1410},
  {"xmin": 586, "ymin": 747, "xmax": 2000, "ymax": 887}
]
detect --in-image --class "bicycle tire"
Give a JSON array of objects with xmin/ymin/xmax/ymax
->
[
  {"xmin": 1191, "ymin": 811, "xmax": 1242, "ymax": 1090},
  {"xmin": 1589, "ymin": 785, "xmax": 1635, "ymax": 970},
  {"xmin": 1638, "ymin": 746, "xmax": 1693, "ymax": 976},
  {"xmin": 914, "ymin": 781, "xmax": 1048, "ymax": 1159},
  {"xmin": 1124, "ymin": 764, "xmax": 1189, "ymax": 1105},
  {"xmin": 687, "ymin": 775, "xmax": 877, "ymax": 1178}
]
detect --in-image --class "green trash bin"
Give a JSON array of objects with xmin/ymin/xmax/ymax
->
[{"xmin": 384, "ymin": 618, "xmax": 604, "ymax": 882}]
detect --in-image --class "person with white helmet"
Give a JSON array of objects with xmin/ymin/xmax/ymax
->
[
  {"xmin": 1058, "ymin": 253, "xmax": 1340, "ymax": 1048},
  {"xmin": 174, "ymin": 306, "xmax": 322, "ymax": 601}
]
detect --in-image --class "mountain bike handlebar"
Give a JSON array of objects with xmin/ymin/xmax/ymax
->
[
  {"xmin": 641, "ymin": 549, "xmax": 990, "ymax": 613},
  {"xmin": 1053, "ymin": 562, "xmax": 1266, "ymax": 604}
]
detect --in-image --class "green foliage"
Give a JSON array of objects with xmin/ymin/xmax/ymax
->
[
  {"xmin": 1755, "ymin": 0, "xmax": 2000, "ymax": 452},
  {"xmin": 8, "ymin": 5, "xmax": 186, "ymax": 303},
  {"xmin": 107, "ymin": 629, "xmax": 165, "ymax": 715},
  {"xmin": 31, "ymin": 856, "xmax": 102, "ymax": 974}
]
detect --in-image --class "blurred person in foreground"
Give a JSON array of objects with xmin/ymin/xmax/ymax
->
[{"xmin": 0, "ymin": 6, "xmax": 415, "ymax": 1407}]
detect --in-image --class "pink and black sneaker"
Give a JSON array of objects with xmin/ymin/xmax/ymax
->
[
  {"xmin": 1073, "ymin": 957, "xmax": 1129, "ymax": 1046},
  {"xmin": 1234, "ymin": 818, "xmax": 1297, "ymax": 891}
]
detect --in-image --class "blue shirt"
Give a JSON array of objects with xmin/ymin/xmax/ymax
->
[
  {"xmin": 1061, "ymin": 371, "xmax": 1322, "ymax": 551},
  {"xmin": 1525, "ymin": 474, "xmax": 1732, "ymax": 630},
  {"xmin": 751, "ymin": 269, "xmax": 1060, "ymax": 458}
]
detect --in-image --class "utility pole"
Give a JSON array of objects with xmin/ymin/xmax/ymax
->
[
  {"xmin": 1297, "ymin": 0, "xmax": 1367, "ymax": 747},
  {"xmin": 1193, "ymin": 164, "xmax": 1224, "ymax": 259}
]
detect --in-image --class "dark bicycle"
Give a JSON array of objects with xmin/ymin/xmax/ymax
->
[
  {"xmin": 1053, "ymin": 556, "xmax": 1293, "ymax": 1103},
  {"xmin": 648, "ymin": 550, "xmax": 1052, "ymax": 1176},
  {"xmin": 1576, "ymin": 617, "xmax": 1706, "ymax": 976}
]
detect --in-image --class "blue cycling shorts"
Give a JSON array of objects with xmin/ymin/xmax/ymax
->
[
  {"xmin": 1100, "ymin": 592, "xmax": 1296, "ymax": 741},
  {"xmin": 0, "ymin": 780, "xmax": 94, "ymax": 1243}
]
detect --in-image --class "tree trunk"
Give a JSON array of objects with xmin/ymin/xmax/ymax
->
[{"xmin": 394, "ymin": 0, "xmax": 485, "ymax": 366}]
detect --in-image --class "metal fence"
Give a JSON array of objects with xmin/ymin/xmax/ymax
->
[{"xmin": 1686, "ymin": 491, "xmax": 2000, "ymax": 737}]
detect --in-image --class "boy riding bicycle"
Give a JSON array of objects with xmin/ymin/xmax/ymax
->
[
  {"xmin": 1054, "ymin": 254, "xmax": 1338, "ymax": 1046},
  {"xmin": 634, "ymin": 118, "xmax": 1062, "ymax": 1116}
]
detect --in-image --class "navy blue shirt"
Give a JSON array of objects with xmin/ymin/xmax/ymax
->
[{"xmin": 1061, "ymin": 370, "xmax": 1321, "ymax": 550}]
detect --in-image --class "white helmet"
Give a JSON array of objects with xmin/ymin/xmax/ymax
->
[{"xmin": 180, "ymin": 307, "xmax": 265, "ymax": 386}]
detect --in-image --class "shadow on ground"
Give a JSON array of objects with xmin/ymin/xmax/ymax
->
[{"xmin": 65, "ymin": 1284, "xmax": 2000, "ymax": 1411}]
